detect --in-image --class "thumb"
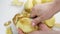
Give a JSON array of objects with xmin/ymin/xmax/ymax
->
[
  {"xmin": 39, "ymin": 23, "xmax": 51, "ymax": 31},
  {"xmin": 32, "ymin": 17, "xmax": 42, "ymax": 26}
]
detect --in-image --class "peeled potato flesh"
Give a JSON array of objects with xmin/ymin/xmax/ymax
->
[
  {"xmin": 45, "ymin": 17, "xmax": 55, "ymax": 27},
  {"xmin": 24, "ymin": 0, "xmax": 33, "ymax": 10},
  {"xmin": 16, "ymin": 18, "xmax": 38, "ymax": 33}
]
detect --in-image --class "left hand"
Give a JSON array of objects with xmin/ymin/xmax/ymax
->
[{"xmin": 18, "ymin": 23, "xmax": 50, "ymax": 34}]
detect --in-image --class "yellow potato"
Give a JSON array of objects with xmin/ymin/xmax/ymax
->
[
  {"xmin": 45, "ymin": 17, "xmax": 55, "ymax": 27},
  {"xmin": 24, "ymin": 0, "xmax": 33, "ymax": 10},
  {"xmin": 16, "ymin": 18, "xmax": 38, "ymax": 33}
]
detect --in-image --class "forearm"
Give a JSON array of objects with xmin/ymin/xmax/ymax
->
[
  {"xmin": 29, "ymin": 31, "xmax": 60, "ymax": 34},
  {"xmin": 54, "ymin": 0, "xmax": 60, "ymax": 11},
  {"xmin": 50, "ymin": 0, "xmax": 60, "ymax": 15}
]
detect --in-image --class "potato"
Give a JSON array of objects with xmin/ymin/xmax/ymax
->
[
  {"xmin": 45, "ymin": 17, "xmax": 55, "ymax": 28},
  {"xmin": 24, "ymin": 0, "xmax": 33, "ymax": 10},
  {"xmin": 16, "ymin": 18, "xmax": 38, "ymax": 33}
]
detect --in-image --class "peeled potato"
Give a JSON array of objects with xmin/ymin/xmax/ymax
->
[
  {"xmin": 24, "ymin": 0, "xmax": 33, "ymax": 13},
  {"xmin": 24, "ymin": 0, "xmax": 33, "ymax": 10},
  {"xmin": 45, "ymin": 17, "xmax": 55, "ymax": 27},
  {"xmin": 16, "ymin": 18, "xmax": 38, "ymax": 33}
]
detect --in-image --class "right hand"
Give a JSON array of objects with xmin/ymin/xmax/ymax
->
[{"xmin": 30, "ymin": 2, "xmax": 60, "ymax": 26}]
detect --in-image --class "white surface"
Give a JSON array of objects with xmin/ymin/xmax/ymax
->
[
  {"xmin": 0, "ymin": 0, "xmax": 26, "ymax": 34},
  {"xmin": 54, "ymin": 12, "xmax": 60, "ymax": 24},
  {"xmin": 0, "ymin": 0, "xmax": 60, "ymax": 34}
]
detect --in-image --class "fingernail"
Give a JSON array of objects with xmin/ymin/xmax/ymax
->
[
  {"xmin": 32, "ymin": 22, "xmax": 35, "ymax": 26},
  {"xmin": 31, "ymin": 20, "xmax": 36, "ymax": 26}
]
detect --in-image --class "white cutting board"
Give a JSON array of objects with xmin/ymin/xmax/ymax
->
[{"xmin": 0, "ymin": 0, "xmax": 60, "ymax": 34}]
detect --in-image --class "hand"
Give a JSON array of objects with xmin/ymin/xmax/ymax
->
[{"xmin": 30, "ymin": 2, "xmax": 59, "ymax": 26}]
